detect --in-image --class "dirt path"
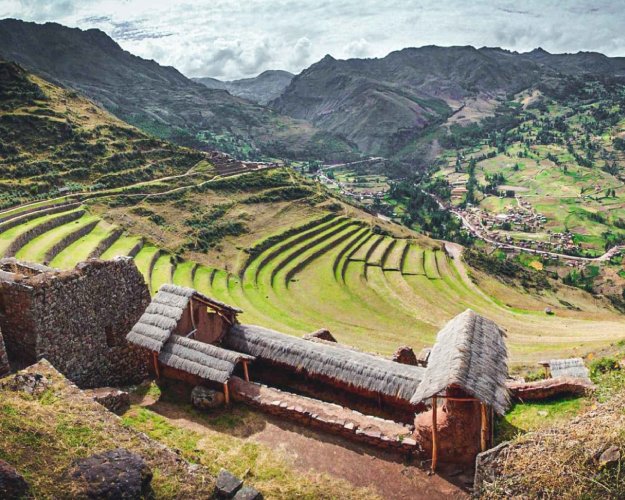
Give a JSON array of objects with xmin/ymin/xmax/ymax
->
[{"xmin": 140, "ymin": 399, "xmax": 469, "ymax": 499}]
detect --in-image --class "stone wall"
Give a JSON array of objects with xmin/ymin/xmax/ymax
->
[
  {"xmin": 0, "ymin": 328, "xmax": 9, "ymax": 377},
  {"xmin": 0, "ymin": 257, "xmax": 150, "ymax": 388}
]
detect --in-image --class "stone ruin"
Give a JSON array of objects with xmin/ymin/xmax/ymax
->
[
  {"xmin": 0, "ymin": 327, "xmax": 9, "ymax": 377},
  {"xmin": 0, "ymin": 257, "xmax": 150, "ymax": 388}
]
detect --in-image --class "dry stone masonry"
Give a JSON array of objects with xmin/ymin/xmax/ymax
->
[
  {"xmin": 0, "ymin": 257, "xmax": 150, "ymax": 388},
  {"xmin": 0, "ymin": 328, "xmax": 9, "ymax": 377}
]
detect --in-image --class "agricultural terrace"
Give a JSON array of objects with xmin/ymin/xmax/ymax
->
[{"xmin": 1, "ymin": 198, "xmax": 624, "ymax": 365}]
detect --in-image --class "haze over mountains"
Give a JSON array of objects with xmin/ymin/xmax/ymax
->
[
  {"xmin": 2, "ymin": 18, "xmax": 625, "ymax": 166},
  {"xmin": 194, "ymin": 70, "xmax": 294, "ymax": 105}
]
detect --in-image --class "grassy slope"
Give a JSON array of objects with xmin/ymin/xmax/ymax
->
[{"xmin": 0, "ymin": 362, "xmax": 372, "ymax": 499}]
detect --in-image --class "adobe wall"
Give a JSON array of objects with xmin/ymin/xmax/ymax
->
[
  {"xmin": 0, "ymin": 327, "xmax": 9, "ymax": 377},
  {"xmin": 0, "ymin": 257, "xmax": 151, "ymax": 388},
  {"xmin": 413, "ymin": 387, "xmax": 484, "ymax": 464}
]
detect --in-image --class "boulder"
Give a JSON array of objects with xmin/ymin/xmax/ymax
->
[
  {"xmin": 85, "ymin": 387, "xmax": 130, "ymax": 414},
  {"xmin": 233, "ymin": 485, "xmax": 263, "ymax": 500},
  {"xmin": 392, "ymin": 346, "xmax": 418, "ymax": 365},
  {"xmin": 0, "ymin": 459, "xmax": 30, "ymax": 499},
  {"xmin": 215, "ymin": 469, "xmax": 243, "ymax": 498},
  {"xmin": 191, "ymin": 386, "xmax": 225, "ymax": 410},
  {"xmin": 66, "ymin": 448, "xmax": 152, "ymax": 499},
  {"xmin": 473, "ymin": 442, "xmax": 510, "ymax": 492},
  {"xmin": 599, "ymin": 446, "xmax": 621, "ymax": 467}
]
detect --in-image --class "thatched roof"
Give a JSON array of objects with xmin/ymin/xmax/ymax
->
[
  {"xmin": 158, "ymin": 335, "xmax": 253, "ymax": 384},
  {"xmin": 410, "ymin": 309, "xmax": 510, "ymax": 414},
  {"xmin": 126, "ymin": 284, "xmax": 241, "ymax": 352},
  {"xmin": 223, "ymin": 324, "xmax": 426, "ymax": 401},
  {"xmin": 549, "ymin": 358, "xmax": 590, "ymax": 382}
]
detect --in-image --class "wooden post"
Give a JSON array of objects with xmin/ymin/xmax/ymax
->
[
  {"xmin": 223, "ymin": 381, "xmax": 230, "ymax": 405},
  {"xmin": 242, "ymin": 361, "xmax": 249, "ymax": 382},
  {"xmin": 490, "ymin": 406, "xmax": 495, "ymax": 448},
  {"xmin": 480, "ymin": 403, "xmax": 488, "ymax": 452},
  {"xmin": 431, "ymin": 396, "xmax": 438, "ymax": 472},
  {"xmin": 152, "ymin": 352, "xmax": 160, "ymax": 379}
]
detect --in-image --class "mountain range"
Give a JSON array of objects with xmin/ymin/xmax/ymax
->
[
  {"xmin": 0, "ymin": 19, "xmax": 354, "ymax": 162},
  {"xmin": 2, "ymin": 18, "xmax": 625, "ymax": 166},
  {"xmin": 194, "ymin": 70, "xmax": 294, "ymax": 105}
]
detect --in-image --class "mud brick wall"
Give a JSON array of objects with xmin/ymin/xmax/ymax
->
[
  {"xmin": 0, "ymin": 257, "xmax": 150, "ymax": 388},
  {"xmin": 0, "ymin": 328, "xmax": 9, "ymax": 377}
]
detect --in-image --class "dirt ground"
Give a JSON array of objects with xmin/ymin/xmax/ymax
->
[{"xmin": 140, "ymin": 396, "xmax": 469, "ymax": 499}]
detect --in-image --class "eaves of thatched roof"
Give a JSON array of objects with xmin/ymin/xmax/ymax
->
[
  {"xmin": 158, "ymin": 335, "xmax": 253, "ymax": 384},
  {"xmin": 410, "ymin": 309, "xmax": 510, "ymax": 414},
  {"xmin": 126, "ymin": 284, "xmax": 241, "ymax": 352},
  {"xmin": 223, "ymin": 323, "xmax": 426, "ymax": 401}
]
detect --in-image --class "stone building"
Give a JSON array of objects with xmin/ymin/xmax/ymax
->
[{"xmin": 0, "ymin": 257, "xmax": 150, "ymax": 388}]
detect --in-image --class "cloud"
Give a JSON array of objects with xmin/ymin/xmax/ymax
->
[
  {"xmin": 345, "ymin": 38, "xmax": 371, "ymax": 58},
  {"xmin": 289, "ymin": 37, "xmax": 312, "ymax": 68},
  {"xmin": 1, "ymin": 0, "xmax": 625, "ymax": 79}
]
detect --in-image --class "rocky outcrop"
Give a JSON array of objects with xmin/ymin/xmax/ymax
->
[
  {"xmin": 0, "ymin": 459, "xmax": 30, "ymax": 498},
  {"xmin": 66, "ymin": 448, "xmax": 153, "ymax": 499}
]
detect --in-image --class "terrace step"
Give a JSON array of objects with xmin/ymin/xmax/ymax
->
[{"xmin": 230, "ymin": 377, "xmax": 418, "ymax": 454}]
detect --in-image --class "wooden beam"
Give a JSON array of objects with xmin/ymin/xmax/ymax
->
[
  {"xmin": 242, "ymin": 360, "xmax": 249, "ymax": 382},
  {"xmin": 431, "ymin": 396, "xmax": 438, "ymax": 472},
  {"xmin": 480, "ymin": 403, "xmax": 488, "ymax": 452},
  {"xmin": 223, "ymin": 381, "xmax": 230, "ymax": 405},
  {"xmin": 152, "ymin": 352, "xmax": 160, "ymax": 379}
]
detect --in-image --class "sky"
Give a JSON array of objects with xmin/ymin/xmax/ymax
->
[{"xmin": 1, "ymin": 0, "xmax": 624, "ymax": 81}]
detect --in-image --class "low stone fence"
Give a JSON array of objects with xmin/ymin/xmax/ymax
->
[
  {"xmin": 507, "ymin": 376, "xmax": 595, "ymax": 401},
  {"xmin": 88, "ymin": 229, "xmax": 123, "ymax": 259},
  {"xmin": 231, "ymin": 377, "xmax": 420, "ymax": 455},
  {"xmin": 44, "ymin": 220, "xmax": 99, "ymax": 264},
  {"xmin": 5, "ymin": 210, "xmax": 84, "ymax": 256}
]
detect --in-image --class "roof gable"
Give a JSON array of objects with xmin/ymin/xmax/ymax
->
[{"xmin": 410, "ymin": 309, "xmax": 510, "ymax": 414}]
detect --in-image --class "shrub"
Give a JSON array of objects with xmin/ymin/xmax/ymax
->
[{"xmin": 590, "ymin": 356, "xmax": 620, "ymax": 378}]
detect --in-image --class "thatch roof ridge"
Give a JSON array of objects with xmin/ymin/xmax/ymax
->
[
  {"xmin": 160, "ymin": 283, "xmax": 243, "ymax": 314},
  {"xmin": 410, "ymin": 309, "xmax": 510, "ymax": 414},
  {"xmin": 223, "ymin": 324, "xmax": 425, "ymax": 401},
  {"xmin": 126, "ymin": 285, "xmax": 194, "ymax": 351}
]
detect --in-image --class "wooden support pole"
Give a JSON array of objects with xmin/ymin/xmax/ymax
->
[
  {"xmin": 223, "ymin": 381, "xmax": 230, "ymax": 405},
  {"xmin": 431, "ymin": 396, "xmax": 438, "ymax": 472},
  {"xmin": 242, "ymin": 361, "xmax": 249, "ymax": 382},
  {"xmin": 490, "ymin": 406, "xmax": 495, "ymax": 448},
  {"xmin": 152, "ymin": 352, "xmax": 160, "ymax": 379},
  {"xmin": 480, "ymin": 403, "xmax": 488, "ymax": 452}
]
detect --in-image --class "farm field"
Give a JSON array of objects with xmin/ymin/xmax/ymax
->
[{"xmin": 1, "ymin": 199, "xmax": 624, "ymax": 364}]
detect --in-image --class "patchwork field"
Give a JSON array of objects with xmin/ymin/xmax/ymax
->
[{"xmin": 1, "ymin": 198, "xmax": 624, "ymax": 364}]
